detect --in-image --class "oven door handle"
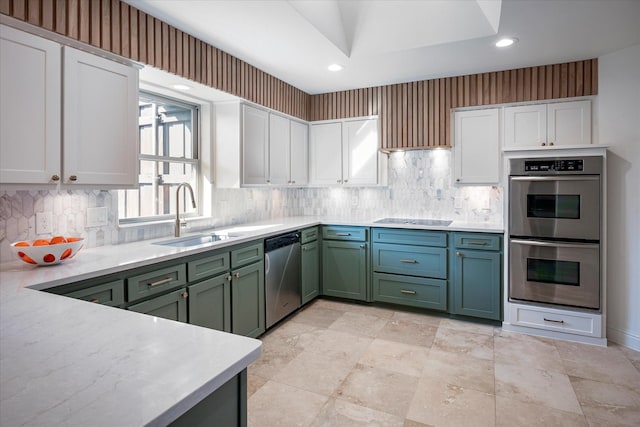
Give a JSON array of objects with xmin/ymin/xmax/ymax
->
[
  {"xmin": 510, "ymin": 176, "xmax": 599, "ymax": 182},
  {"xmin": 510, "ymin": 239, "xmax": 599, "ymax": 249}
]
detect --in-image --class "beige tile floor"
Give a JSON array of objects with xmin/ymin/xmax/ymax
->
[{"xmin": 247, "ymin": 299, "xmax": 640, "ymax": 427}]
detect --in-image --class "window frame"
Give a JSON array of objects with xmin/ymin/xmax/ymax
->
[{"xmin": 118, "ymin": 90, "xmax": 201, "ymax": 224}]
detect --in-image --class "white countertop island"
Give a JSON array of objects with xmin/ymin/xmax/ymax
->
[{"xmin": 0, "ymin": 216, "xmax": 502, "ymax": 426}]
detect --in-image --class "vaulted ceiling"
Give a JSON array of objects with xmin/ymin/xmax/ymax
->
[{"xmin": 126, "ymin": 0, "xmax": 640, "ymax": 94}]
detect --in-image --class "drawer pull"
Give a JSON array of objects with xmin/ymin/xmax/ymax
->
[
  {"xmin": 336, "ymin": 232, "xmax": 352, "ymax": 236},
  {"xmin": 456, "ymin": 252, "xmax": 462, "ymax": 257},
  {"xmin": 400, "ymin": 289, "xmax": 417, "ymax": 295},
  {"xmin": 148, "ymin": 277, "xmax": 174, "ymax": 287},
  {"xmin": 543, "ymin": 318, "xmax": 565, "ymax": 324},
  {"xmin": 181, "ymin": 291, "xmax": 189, "ymax": 299},
  {"xmin": 360, "ymin": 244, "xmax": 366, "ymax": 249},
  {"xmin": 89, "ymin": 298, "xmax": 99, "ymax": 303},
  {"xmin": 400, "ymin": 259, "xmax": 418, "ymax": 264},
  {"xmin": 468, "ymin": 241, "xmax": 488, "ymax": 246}
]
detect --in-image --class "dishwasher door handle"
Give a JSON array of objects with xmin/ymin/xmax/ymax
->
[{"xmin": 264, "ymin": 253, "xmax": 271, "ymax": 274}]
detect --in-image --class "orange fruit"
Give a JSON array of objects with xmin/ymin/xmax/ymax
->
[
  {"xmin": 33, "ymin": 239, "xmax": 50, "ymax": 246},
  {"xmin": 14, "ymin": 241, "xmax": 30, "ymax": 247},
  {"xmin": 67, "ymin": 237, "xmax": 82, "ymax": 242},
  {"xmin": 50, "ymin": 236, "xmax": 67, "ymax": 245}
]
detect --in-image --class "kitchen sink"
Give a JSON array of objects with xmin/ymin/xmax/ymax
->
[
  {"xmin": 154, "ymin": 233, "xmax": 239, "ymax": 248},
  {"xmin": 374, "ymin": 218, "xmax": 452, "ymax": 227}
]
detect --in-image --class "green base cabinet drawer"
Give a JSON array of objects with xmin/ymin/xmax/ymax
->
[
  {"xmin": 322, "ymin": 225, "xmax": 367, "ymax": 241},
  {"xmin": 188, "ymin": 252, "xmax": 230, "ymax": 282},
  {"xmin": 63, "ymin": 279, "xmax": 124, "ymax": 306},
  {"xmin": 128, "ymin": 288, "xmax": 188, "ymax": 322},
  {"xmin": 301, "ymin": 227, "xmax": 319, "ymax": 244},
  {"xmin": 373, "ymin": 243, "xmax": 447, "ymax": 278},
  {"xmin": 188, "ymin": 274, "xmax": 231, "ymax": 332},
  {"xmin": 127, "ymin": 264, "xmax": 187, "ymax": 303},
  {"xmin": 231, "ymin": 242, "xmax": 264, "ymax": 268},
  {"xmin": 372, "ymin": 228, "xmax": 447, "ymax": 247},
  {"xmin": 373, "ymin": 273, "xmax": 446, "ymax": 311},
  {"xmin": 454, "ymin": 233, "xmax": 501, "ymax": 251}
]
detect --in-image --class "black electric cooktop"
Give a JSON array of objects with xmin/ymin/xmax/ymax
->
[{"xmin": 374, "ymin": 218, "xmax": 452, "ymax": 227}]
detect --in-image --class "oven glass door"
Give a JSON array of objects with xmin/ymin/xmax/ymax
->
[
  {"xmin": 509, "ymin": 175, "xmax": 600, "ymax": 240},
  {"xmin": 509, "ymin": 239, "xmax": 600, "ymax": 309}
]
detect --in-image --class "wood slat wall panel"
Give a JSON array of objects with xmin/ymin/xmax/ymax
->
[
  {"xmin": 2, "ymin": 1, "xmax": 597, "ymax": 141},
  {"xmin": 308, "ymin": 58, "xmax": 598, "ymax": 149}
]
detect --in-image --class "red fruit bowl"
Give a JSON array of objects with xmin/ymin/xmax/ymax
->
[{"xmin": 11, "ymin": 237, "xmax": 84, "ymax": 266}]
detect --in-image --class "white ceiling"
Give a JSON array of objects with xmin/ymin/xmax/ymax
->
[{"xmin": 125, "ymin": 0, "xmax": 640, "ymax": 95}]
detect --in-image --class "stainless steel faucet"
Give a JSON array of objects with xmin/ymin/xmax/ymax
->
[{"xmin": 175, "ymin": 182, "xmax": 196, "ymax": 237}]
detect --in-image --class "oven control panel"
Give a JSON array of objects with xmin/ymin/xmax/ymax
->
[{"xmin": 524, "ymin": 159, "xmax": 584, "ymax": 172}]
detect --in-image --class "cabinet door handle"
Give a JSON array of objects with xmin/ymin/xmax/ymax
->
[
  {"xmin": 337, "ymin": 179, "xmax": 342, "ymax": 183},
  {"xmin": 51, "ymin": 174, "xmax": 60, "ymax": 182},
  {"xmin": 336, "ymin": 233, "xmax": 351, "ymax": 236},
  {"xmin": 89, "ymin": 298, "xmax": 99, "ymax": 303},
  {"xmin": 456, "ymin": 251, "xmax": 462, "ymax": 257},
  {"xmin": 302, "ymin": 247, "xmax": 307, "ymax": 251},
  {"xmin": 467, "ymin": 241, "xmax": 488, "ymax": 246},
  {"xmin": 543, "ymin": 318, "xmax": 565, "ymax": 324},
  {"xmin": 68, "ymin": 175, "xmax": 78, "ymax": 181},
  {"xmin": 549, "ymin": 142, "xmax": 555, "ymax": 146},
  {"xmin": 400, "ymin": 289, "xmax": 416, "ymax": 295},
  {"xmin": 148, "ymin": 277, "xmax": 173, "ymax": 287},
  {"xmin": 226, "ymin": 275, "xmax": 233, "ymax": 282},
  {"xmin": 541, "ymin": 142, "xmax": 546, "ymax": 146},
  {"xmin": 359, "ymin": 244, "xmax": 366, "ymax": 249},
  {"xmin": 400, "ymin": 259, "xmax": 418, "ymax": 264},
  {"xmin": 235, "ymin": 272, "xmax": 241, "ymax": 278},
  {"xmin": 181, "ymin": 291, "xmax": 189, "ymax": 299},
  {"xmin": 344, "ymin": 179, "xmax": 348, "ymax": 183}
]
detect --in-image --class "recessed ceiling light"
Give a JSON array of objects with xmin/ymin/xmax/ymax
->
[
  {"xmin": 496, "ymin": 37, "xmax": 518, "ymax": 48},
  {"xmin": 172, "ymin": 84, "xmax": 191, "ymax": 91},
  {"xmin": 327, "ymin": 64, "xmax": 344, "ymax": 72}
]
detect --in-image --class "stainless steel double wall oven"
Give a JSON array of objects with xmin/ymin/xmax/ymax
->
[{"xmin": 509, "ymin": 156, "xmax": 602, "ymax": 310}]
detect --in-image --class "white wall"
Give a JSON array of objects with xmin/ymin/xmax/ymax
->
[{"xmin": 598, "ymin": 44, "xmax": 640, "ymax": 350}]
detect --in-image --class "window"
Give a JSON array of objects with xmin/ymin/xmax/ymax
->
[{"xmin": 119, "ymin": 92, "xmax": 199, "ymax": 222}]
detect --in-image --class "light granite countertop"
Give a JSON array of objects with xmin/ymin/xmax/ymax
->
[{"xmin": 0, "ymin": 216, "xmax": 502, "ymax": 426}]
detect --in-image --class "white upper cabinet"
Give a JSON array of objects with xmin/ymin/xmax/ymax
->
[
  {"xmin": 242, "ymin": 104, "xmax": 269, "ymax": 185},
  {"xmin": 0, "ymin": 25, "xmax": 61, "ymax": 185},
  {"xmin": 289, "ymin": 119, "xmax": 308, "ymax": 186},
  {"xmin": 453, "ymin": 108, "xmax": 500, "ymax": 184},
  {"xmin": 309, "ymin": 118, "xmax": 382, "ymax": 186},
  {"xmin": 504, "ymin": 100, "xmax": 591, "ymax": 148},
  {"xmin": 63, "ymin": 46, "xmax": 138, "ymax": 186},
  {"xmin": 0, "ymin": 25, "xmax": 138, "ymax": 188},
  {"xmin": 268, "ymin": 113, "xmax": 290, "ymax": 185}
]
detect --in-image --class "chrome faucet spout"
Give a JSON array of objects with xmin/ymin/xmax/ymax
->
[{"xmin": 175, "ymin": 183, "xmax": 196, "ymax": 237}]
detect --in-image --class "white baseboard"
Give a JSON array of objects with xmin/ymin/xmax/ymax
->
[{"xmin": 607, "ymin": 327, "xmax": 640, "ymax": 351}]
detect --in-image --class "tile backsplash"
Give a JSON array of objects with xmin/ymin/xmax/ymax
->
[{"xmin": 0, "ymin": 150, "xmax": 502, "ymax": 262}]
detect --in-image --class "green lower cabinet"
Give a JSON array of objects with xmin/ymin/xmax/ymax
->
[
  {"xmin": 128, "ymin": 288, "xmax": 188, "ymax": 322},
  {"xmin": 231, "ymin": 261, "xmax": 265, "ymax": 338},
  {"xmin": 452, "ymin": 249, "xmax": 502, "ymax": 320},
  {"xmin": 301, "ymin": 240, "xmax": 320, "ymax": 304},
  {"xmin": 322, "ymin": 240, "xmax": 368, "ymax": 301},
  {"xmin": 188, "ymin": 273, "xmax": 231, "ymax": 332},
  {"xmin": 373, "ymin": 272, "xmax": 447, "ymax": 311}
]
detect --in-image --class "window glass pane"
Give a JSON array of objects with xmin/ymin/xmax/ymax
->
[{"xmin": 157, "ymin": 104, "xmax": 193, "ymax": 158}]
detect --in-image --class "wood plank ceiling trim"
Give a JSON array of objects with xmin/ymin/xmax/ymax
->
[
  {"xmin": 309, "ymin": 59, "xmax": 598, "ymax": 149},
  {"xmin": 0, "ymin": 0, "xmax": 311, "ymax": 120},
  {"xmin": 1, "ymin": 0, "xmax": 598, "ymax": 149}
]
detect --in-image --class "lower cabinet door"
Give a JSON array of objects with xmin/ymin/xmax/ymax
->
[
  {"xmin": 322, "ymin": 240, "xmax": 368, "ymax": 301},
  {"xmin": 231, "ymin": 261, "xmax": 265, "ymax": 338},
  {"xmin": 188, "ymin": 274, "xmax": 231, "ymax": 332},
  {"xmin": 128, "ymin": 288, "xmax": 188, "ymax": 322},
  {"xmin": 452, "ymin": 250, "xmax": 502, "ymax": 320},
  {"xmin": 301, "ymin": 240, "xmax": 320, "ymax": 304},
  {"xmin": 373, "ymin": 273, "xmax": 447, "ymax": 311}
]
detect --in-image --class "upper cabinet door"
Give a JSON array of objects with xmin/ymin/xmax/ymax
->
[
  {"xmin": 453, "ymin": 108, "xmax": 500, "ymax": 184},
  {"xmin": 63, "ymin": 46, "xmax": 138, "ymax": 186},
  {"xmin": 289, "ymin": 120, "xmax": 308, "ymax": 186},
  {"xmin": 268, "ymin": 113, "xmax": 290, "ymax": 185},
  {"xmin": 504, "ymin": 104, "xmax": 547, "ymax": 148},
  {"xmin": 309, "ymin": 122, "xmax": 342, "ymax": 185},
  {"xmin": 0, "ymin": 25, "xmax": 61, "ymax": 185},
  {"xmin": 242, "ymin": 105, "xmax": 269, "ymax": 185},
  {"xmin": 342, "ymin": 119, "xmax": 379, "ymax": 185},
  {"xmin": 547, "ymin": 100, "xmax": 591, "ymax": 146}
]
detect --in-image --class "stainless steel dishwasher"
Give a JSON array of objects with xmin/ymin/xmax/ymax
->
[{"xmin": 265, "ymin": 231, "xmax": 301, "ymax": 329}]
